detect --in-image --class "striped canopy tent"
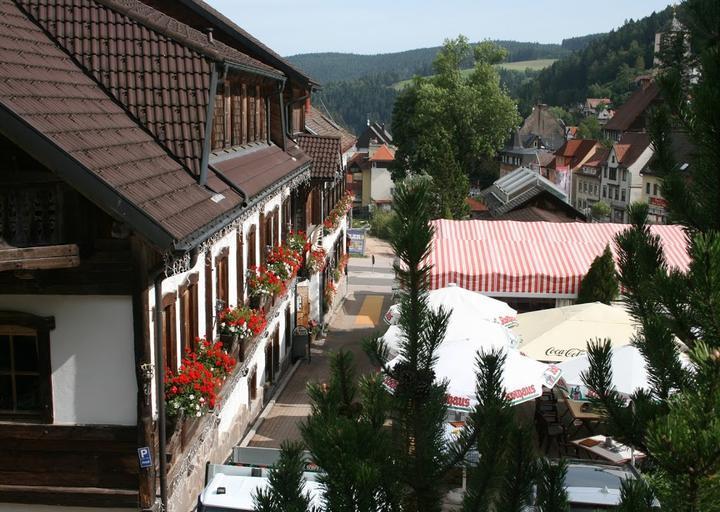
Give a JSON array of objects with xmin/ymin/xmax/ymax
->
[{"xmin": 428, "ymin": 220, "xmax": 690, "ymax": 298}]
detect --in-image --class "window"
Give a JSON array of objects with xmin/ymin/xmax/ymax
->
[
  {"xmin": 622, "ymin": 170, "xmax": 627, "ymax": 181},
  {"xmin": 603, "ymin": 167, "xmax": 607, "ymax": 178},
  {"xmin": 216, "ymin": 249, "xmax": 229, "ymax": 310},
  {"xmin": 621, "ymin": 189, "xmax": 626, "ymax": 202},
  {"xmin": 614, "ymin": 188, "xmax": 619, "ymax": 200},
  {"xmin": 603, "ymin": 186, "xmax": 607, "ymax": 198},
  {"xmin": 237, "ymin": 231, "xmax": 245, "ymax": 305},
  {"xmin": 654, "ymin": 183, "xmax": 659, "ymax": 196},
  {"xmin": 646, "ymin": 183, "xmax": 651, "ymax": 194},
  {"xmin": 161, "ymin": 293, "xmax": 177, "ymax": 370},
  {"xmin": 247, "ymin": 226, "xmax": 257, "ymax": 270},
  {"xmin": 249, "ymin": 370, "xmax": 257, "ymax": 402},
  {"xmin": 180, "ymin": 275, "xmax": 199, "ymax": 353},
  {"xmin": 211, "ymin": 77, "xmax": 267, "ymax": 151},
  {"xmin": 611, "ymin": 155, "xmax": 616, "ymax": 164},
  {"xmin": 0, "ymin": 183, "xmax": 63, "ymax": 247},
  {"xmin": 0, "ymin": 312, "xmax": 53, "ymax": 422},
  {"xmin": 609, "ymin": 168, "xmax": 617, "ymax": 181}
]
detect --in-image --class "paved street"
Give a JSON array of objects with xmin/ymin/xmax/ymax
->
[{"xmin": 246, "ymin": 236, "xmax": 396, "ymax": 448}]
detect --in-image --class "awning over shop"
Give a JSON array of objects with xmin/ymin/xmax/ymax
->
[{"xmin": 427, "ymin": 220, "xmax": 689, "ymax": 298}]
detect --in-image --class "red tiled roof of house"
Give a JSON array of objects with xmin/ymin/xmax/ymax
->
[
  {"xmin": 0, "ymin": 0, "xmax": 246, "ymax": 247},
  {"xmin": 305, "ymin": 106, "xmax": 356, "ymax": 153},
  {"xmin": 466, "ymin": 197, "xmax": 488, "ymax": 212},
  {"xmin": 555, "ymin": 139, "xmax": 599, "ymax": 168},
  {"xmin": 605, "ymin": 82, "xmax": 660, "ymax": 132},
  {"xmin": 584, "ymin": 147, "xmax": 610, "ymax": 168},
  {"xmin": 587, "ymin": 98, "xmax": 612, "ymax": 108},
  {"xmin": 615, "ymin": 132, "xmax": 651, "ymax": 167},
  {"xmin": 296, "ymin": 134, "xmax": 342, "ymax": 179},
  {"xmin": 369, "ymin": 144, "xmax": 395, "ymax": 162}
]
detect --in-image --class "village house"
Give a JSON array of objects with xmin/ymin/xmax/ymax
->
[
  {"xmin": 480, "ymin": 167, "xmax": 586, "ymax": 223},
  {"xmin": 548, "ymin": 139, "xmax": 601, "ymax": 203},
  {"xmin": 602, "ymin": 79, "xmax": 660, "ymax": 141},
  {"xmin": 573, "ymin": 147, "xmax": 609, "ymax": 213},
  {"xmin": 499, "ymin": 105, "xmax": 565, "ymax": 177},
  {"xmin": 348, "ymin": 121, "xmax": 396, "ymax": 209},
  {"xmin": 581, "ymin": 98, "xmax": 612, "ymax": 117},
  {"xmin": 0, "ymin": 2, "xmax": 349, "ymax": 512},
  {"xmin": 599, "ymin": 133, "xmax": 654, "ymax": 223}
]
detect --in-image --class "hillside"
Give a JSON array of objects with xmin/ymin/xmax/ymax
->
[
  {"xmin": 391, "ymin": 59, "xmax": 557, "ymax": 90},
  {"xmin": 287, "ymin": 40, "xmax": 581, "ymax": 84},
  {"xmin": 518, "ymin": 5, "xmax": 675, "ymax": 106}
]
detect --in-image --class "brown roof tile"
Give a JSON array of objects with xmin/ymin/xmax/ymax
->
[
  {"xmin": 143, "ymin": 0, "xmax": 316, "ymax": 85},
  {"xmin": 18, "ymin": 0, "xmax": 281, "ymax": 177},
  {"xmin": 555, "ymin": 139, "xmax": 598, "ymax": 168},
  {"xmin": 305, "ymin": 106, "xmax": 356, "ymax": 153},
  {"xmin": 0, "ymin": 0, "xmax": 243, "ymax": 246},
  {"xmin": 296, "ymin": 134, "xmax": 341, "ymax": 179},
  {"xmin": 604, "ymin": 82, "xmax": 660, "ymax": 132},
  {"xmin": 583, "ymin": 147, "xmax": 610, "ymax": 168},
  {"xmin": 207, "ymin": 144, "xmax": 310, "ymax": 198}
]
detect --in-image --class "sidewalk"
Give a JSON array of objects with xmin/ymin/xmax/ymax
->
[{"xmin": 246, "ymin": 237, "xmax": 395, "ymax": 448}]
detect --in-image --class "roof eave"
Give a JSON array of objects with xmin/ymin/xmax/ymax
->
[{"xmin": 0, "ymin": 103, "xmax": 177, "ymax": 251}]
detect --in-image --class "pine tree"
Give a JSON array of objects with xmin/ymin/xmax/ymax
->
[
  {"xmin": 253, "ymin": 441, "xmax": 318, "ymax": 512},
  {"xmin": 535, "ymin": 458, "xmax": 570, "ymax": 512},
  {"xmin": 576, "ymin": 245, "xmax": 619, "ymax": 304}
]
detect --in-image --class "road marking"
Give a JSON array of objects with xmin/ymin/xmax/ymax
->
[{"xmin": 355, "ymin": 295, "xmax": 384, "ymax": 327}]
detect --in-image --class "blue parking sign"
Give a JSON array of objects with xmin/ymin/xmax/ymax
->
[{"xmin": 138, "ymin": 447, "xmax": 152, "ymax": 469}]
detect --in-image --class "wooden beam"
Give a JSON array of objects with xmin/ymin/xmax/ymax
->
[
  {"xmin": 0, "ymin": 244, "xmax": 80, "ymax": 271},
  {"xmin": 0, "ymin": 484, "xmax": 138, "ymax": 508}
]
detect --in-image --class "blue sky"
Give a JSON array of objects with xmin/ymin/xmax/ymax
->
[{"xmin": 205, "ymin": 0, "xmax": 674, "ymax": 56}]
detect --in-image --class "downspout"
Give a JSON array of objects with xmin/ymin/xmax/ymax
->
[
  {"xmin": 153, "ymin": 272, "xmax": 168, "ymax": 511},
  {"xmin": 278, "ymin": 81, "xmax": 287, "ymax": 150},
  {"xmin": 152, "ymin": 248, "xmax": 199, "ymax": 511},
  {"xmin": 199, "ymin": 65, "xmax": 221, "ymax": 186}
]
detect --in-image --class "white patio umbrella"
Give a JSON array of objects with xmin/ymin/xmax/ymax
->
[
  {"xmin": 383, "ymin": 340, "xmax": 562, "ymax": 411},
  {"xmin": 557, "ymin": 345, "xmax": 650, "ymax": 397},
  {"xmin": 380, "ymin": 317, "xmax": 517, "ymax": 358},
  {"xmin": 383, "ymin": 283, "xmax": 517, "ymax": 327},
  {"xmin": 515, "ymin": 302, "xmax": 638, "ymax": 363}
]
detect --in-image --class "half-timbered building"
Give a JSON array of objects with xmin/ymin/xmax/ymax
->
[{"xmin": 0, "ymin": 1, "xmax": 346, "ymax": 511}]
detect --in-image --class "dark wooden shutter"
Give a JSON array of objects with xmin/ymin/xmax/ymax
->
[
  {"xmin": 258, "ymin": 212, "xmax": 266, "ymax": 266},
  {"xmin": 237, "ymin": 231, "xmax": 245, "ymax": 305}
]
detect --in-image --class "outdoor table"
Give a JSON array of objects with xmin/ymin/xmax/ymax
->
[
  {"xmin": 561, "ymin": 396, "xmax": 604, "ymax": 437},
  {"xmin": 572, "ymin": 435, "xmax": 646, "ymax": 465}
]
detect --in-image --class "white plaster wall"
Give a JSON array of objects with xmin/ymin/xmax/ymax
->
[
  {"xmin": 629, "ymin": 146, "xmax": 654, "ymax": 205},
  {"xmin": 371, "ymin": 165, "xmax": 394, "ymax": 202},
  {"xmin": 309, "ymin": 272, "xmax": 320, "ymax": 322},
  {"xmin": 0, "ymin": 295, "xmax": 136, "ymax": 425},
  {"xmin": 147, "ymin": 187, "xmax": 291, "ymax": 418}
]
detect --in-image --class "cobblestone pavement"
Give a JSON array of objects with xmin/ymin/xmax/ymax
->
[{"xmin": 247, "ymin": 236, "xmax": 395, "ymax": 448}]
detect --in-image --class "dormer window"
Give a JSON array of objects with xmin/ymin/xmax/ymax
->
[{"xmin": 211, "ymin": 75, "xmax": 268, "ymax": 151}]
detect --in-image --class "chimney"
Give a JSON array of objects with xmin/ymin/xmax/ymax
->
[
  {"xmin": 207, "ymin": 28, "xmax": 214, "ymax": 44},
  {"xmin": 305, "ymin": 97, "xmax": 311, "ymax": 113}
]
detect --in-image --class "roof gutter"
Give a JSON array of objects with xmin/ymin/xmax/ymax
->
[{"xmin": 0, "ymin": 104, "xmax": 176, "ymax": 250}]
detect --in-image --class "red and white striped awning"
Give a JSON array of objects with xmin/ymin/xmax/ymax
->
[{"xmin": 428, "ymin": 220, "xmax": 690, "ymax": 297}]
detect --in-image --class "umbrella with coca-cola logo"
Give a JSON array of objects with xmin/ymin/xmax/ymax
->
[{"xmin": 383, "ymin": 339, "xmax": 562, "ymax": 410}]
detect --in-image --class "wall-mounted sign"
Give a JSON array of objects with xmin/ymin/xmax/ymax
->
[
  {"xmin": 347, "ymin": 228, "xmax": 366, "ymax": 256},
  {"xmin": 137, "ymin": 447, "xmax": 152, "ymax": 469}
]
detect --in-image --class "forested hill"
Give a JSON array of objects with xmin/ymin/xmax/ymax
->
[
  {"xmin": 287, "ymin": 40, "xmax": 593, "ymax": 84},
  {"xmin": 519, "ymin": 6, "xmax": 675, "ymax": 107}
]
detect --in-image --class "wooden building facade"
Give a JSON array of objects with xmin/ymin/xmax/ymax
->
[{"xmin": 0, "ymin": 1, "xmax": 348, "ymax": 511}]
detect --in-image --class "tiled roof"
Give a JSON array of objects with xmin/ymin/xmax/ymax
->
[
  {"xmin": 495, "ymin": 205, "xmax": 582, "ymax": 223},
  {"xmin": 615, "ymin": 132, "xmax": 651, "ymax": 167},
  {"xmin": 555, "ymin": 139, "xmax": 599, "ymax": 168},
  {"xmin": 17, "ymin": 0, "xmax": 280, "ymax": 177},
  {"xmin": 0, "ymin": 0, "xmax": 244, "ymax": 247},
  {"xmin": 466, "ymin": 197, "xmax": 488, "ymax": 212},
  {"xmin": 207, "ymin": 144, "xmax": 310, "ymax": 199},
  {"xmin": 586, "ymin": 98, "xmax": 611, "ymax": 108},
  {"xmin": 583, "ymin": 147, "xmax": 610, "ymax": 168},
  {"xmin": 369, "ymin": 144, "xmax": 395, "ymax": 162},
  {"xmin": 305, "ymin": 106, "xmax": 356, "ymax": 153},
  {"xmin": 296, "ymin": 134, "xmax": 342, "ymax": 179},
  {"xmin": 604, "ymin": 82, "xmax": 660, "ymax": 132},
  {"xmin": 144, "ymin": 0, "xmax": 317, "ymax": 85}
]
